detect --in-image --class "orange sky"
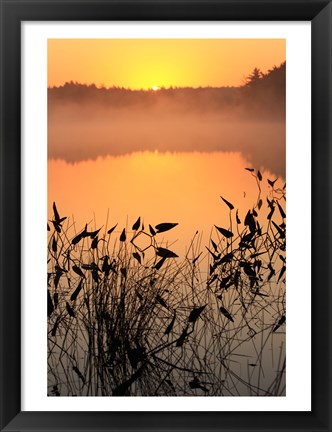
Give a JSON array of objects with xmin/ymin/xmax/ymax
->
[{"xmin": 48, "ymin": 39, "xmax": 285, "ymax": 89}]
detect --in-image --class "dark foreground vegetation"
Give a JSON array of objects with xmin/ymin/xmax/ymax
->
[{"xmin": 47, "ymin": 169, "xmax": 286, "ymax": 396}]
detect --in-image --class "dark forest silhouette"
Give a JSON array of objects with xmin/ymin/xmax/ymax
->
[{"xmin": 48, "ymin": 62, "xmax": 285, "ymax": 120}]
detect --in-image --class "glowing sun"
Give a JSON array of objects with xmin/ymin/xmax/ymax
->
[{"xmin": 152, "ymin": 86, "xmax": 160, "ymax": 91}]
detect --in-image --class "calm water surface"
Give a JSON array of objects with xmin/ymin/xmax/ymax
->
[{"xmin": 48, "ymin": 151, "xmax": 282, "ymax": 257}]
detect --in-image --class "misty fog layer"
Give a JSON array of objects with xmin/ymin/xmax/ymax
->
[
  {"xmin": 48, "ymin": 64, "xmax": 286, "ymax": 177},
  {"xmin": 48, "ymin": 105, "xmax": 285, "ymax": 177}
]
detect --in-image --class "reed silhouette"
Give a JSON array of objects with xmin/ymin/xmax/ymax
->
[{"xmin": 47, "ymin": 169, "xmax": 286, "ymax": 396}]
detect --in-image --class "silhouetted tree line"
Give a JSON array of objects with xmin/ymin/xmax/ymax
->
[
  {"xmin": 48, "ymin": 62, "xmax": 285, "ymax": 120},
  {"xmin": 242, "ymin": 62, "xmax": 286, "ymax": 119}
]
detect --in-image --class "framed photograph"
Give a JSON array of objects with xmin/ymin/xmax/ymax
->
[{"xmin": 0, "ymin": 1, "xmax": 331, "ymax": 431}]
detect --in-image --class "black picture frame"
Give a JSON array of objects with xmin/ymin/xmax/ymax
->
[{"xmin": 0, "ymin": 1, "xmax": 331, "ymax": 431}]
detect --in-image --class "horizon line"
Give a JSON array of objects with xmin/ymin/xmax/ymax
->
[
  {"xmin": 48, "ymin": 82, "xmax": 241, "ymax": 91},
  {"xmin": 47, "ymin": 60, "xmax": 286, "ymax": 92}
]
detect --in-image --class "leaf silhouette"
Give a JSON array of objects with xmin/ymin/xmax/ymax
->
[
  {"xmin": 219, "ymin": 274, "xmax": 232, "ymax": 289},
  {"xmin": 155, "ymin": 222, "xmax": 178, "ymax": 233},
  {"xmin": 220, "ymin": 196, "xmax": 234, "ymax": 210},
  {"xmin": 219, "ymin": 306, "xmax": 234, "ymax": 322},
  {"xmin": 257, "ymin": 170, "xmax": 262, "ymax": 181},
  {"xmin": 91, "ymin": 237, "xmax": 99, "ymax": 249},
  {"xmin": 53, "ymin": 202, "xmax": 60, "ymax": 223},
  {"xmin": 206, "ymin": 247, "xmax": 220, "ymax": 261},
  {"xmin": 112, "ymin": 365, "xmax": 145, "ymax": 396},
  {"xmin": 214, "ymin": 226, "xmax": 233, "ymax": 238},
  {"xmin": 267, "ymin": 206, "xmax": 275, "ymax": 220},
  {"xmin": 156, "ymin": 247, "xmax": 178, "ymax": 258},
  {"xmin": 239, "ymin": 232, "xmax": 254, "ymax": 249},
  {"xmin": 149, "ymin": 224, "xmax": 156, "ymax": 236},
  {"xmin": 189, "ymin": 377, "xmax": 209, "ymax": 393},
  {"xmin": 120, "ymin": 228, "xmax": 126, "ymax": 242},
  {"xmin": 241, "ymin": 262, "xmax": 256, "ymax": 278},
  {"xmin": 258, "ymin": 199, "xmax": 263, "ymax": 210},
  {"xmin": 272, "ymin": 221, "xmax": 285, "ymax": 239},
  {"xmin": 165, "ymin": 379, "xmax": 176, "ymax": 393},
  {"xmin": 107, "ymin": 224, "xmax": 117, "ymax": 235},
  {"xmin": 188, "ymin": 305, "xmax": 206, "ymax": 323},
  {"xmin": 87, "ymin": 228, "xmax": 101, "ymax": 239},
  {"xmin": 70, "ymin": 279, "xmax": 83, "ymax": 301},
  {"xmin": 132, "ymin": 252, "xmax": 141, "ymax": 264},
  {"xmin": 256, "ymin": 221, "xmax": 262, "ymax": 236},
  {"xmin": 165, "ymin": 311, "xmax": 176, "ymax": 335},
  {"xmin": 250, "ymin": 251, "xmax": 266, "ymax": 258},
  {"xmin": 209, "ymin": 264, "xmax": 216, "ymax": 276},
  {"xmin": 51, "ymin": 316, "xmax": 61, "ymax": 337},
  {"xmin": 126, "ymin": 344, "xmax": 146, "ymax": 369},
  {"xmin": 192, "ymin": 252, "xmax": 202, "ymax": 265},
  {"xmin": 52, "ymin": 237, "xmax": 57, "ymax": 253},
  {"xmin": 277, "ymin": 201, "xmax": 286, "ymax": 219},
  {"xmin": 277, "ymin": 265, "xmax": 286, "ymax": 282},
  {"xmin": 73, "ymin": 366, "xmax": 85, "ymax": 385},
  {"xmin": 51, "ymin": 220, "xmax": 61, "ymax": 233},
  {"xmin": 72, "ymin": 232, "xmax": 83, "ymax": 245},
  {"xmin": 54, "ymin": 268, "xmax": 63, "ymax": 288},
  {"xmin": 81, "ymin": 262, "xmax": 98, "ymax": 271},
  {"xmin": 210, "ymin": 239, "xmax": 218, "ymax": 252},
  {"xmin": 153, "ymin": 257, "xmax": 167, "ymax": 270},
  {"xmin": 176, "ymin": 325, "xmax": 190, "ymax": 347},
  {"xmin": 47, "ymin": 223, "xmax": 50, "ymax": 231},
  {"xmin": 156, "ymin": 295, "xmax": 168, "ymax": 309},
  {"xmin": 66, "ymin": 302, "xmax": 76, "ymax": 318},
  {"xmin": 92, "ymin": 268, "xmax": 100, "ymax": 284},
  {"xmin": 72, "ymin": 265, "xmax": 85, "ymax": 278},
  {"xmin": 273, "ymin": 315, "xmax": 286, "ymax": 332},
  {"xmin": 132, "ymin": 217, "xmax": 141, "ymax": 231},
  {"xmin": 267, "ymin": 197, "xmax": 274, "ymax": 209},
  {"xmin": 217, "ymin": 252, "xmax": 233, "ymax": 264},
  {"xmin": 244, "ymin": 211, "xmax": 256, "ymax": 234},
  {"xmin": 101, "ymin": 256, "xmax": 111, "ymax": 275},
  {"xmin": 267, "ymin": 263, "xmax": 275, "ymax": 281},
  {"xmin": 252, "ymin": 290, "xmax": 269, "ymax": 298},
  {"xmin": 53, "ymin": 292, "xmax": 59, "ymax": 309},
  {"xmin": 47, "ymin": 289, "xmax": 54, "ymax": 317},
  {"xmin": 245, "ymin": 168, "xmax": 254, "ymax": 172},
  {"xmin": 268, "ymin": 177, "xmax": 278, "ymax": 187}
]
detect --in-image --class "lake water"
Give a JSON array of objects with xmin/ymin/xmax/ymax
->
[
  {"xmin": 47, "ymin": 84, "xmax": 287, "ymax": 398},
  {"xmin": 48, "ymin": 149, "xmax": 286, "ymax": 396},
  {"xmin": 48, "ymin": 151, "xmax": 283, "ymax": 258}
]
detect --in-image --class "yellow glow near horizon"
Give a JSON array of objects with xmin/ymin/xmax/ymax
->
[
  {"xmin": 152, "ymin": 85, "xmax": 160, "ymax": 91},
  {"xmin": 48, "ymin": 39, "xmax": 285, "ymax": 89}
]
